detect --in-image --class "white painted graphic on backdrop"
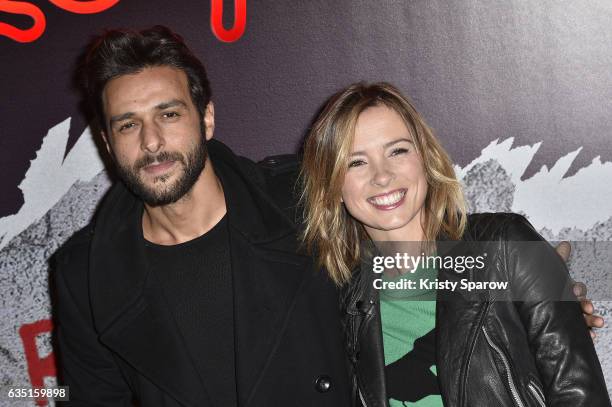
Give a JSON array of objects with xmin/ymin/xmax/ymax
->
[
  {"xmin": 0, "ymin": 118, "xmax": 105, "ymax": 250},
  {"xmin": 457, "ymin": 138, "xmax": 612, "ymax": 234},
  {"xmin": 1, "ymin": 120, "xmax": 611, "ymax": 405}
]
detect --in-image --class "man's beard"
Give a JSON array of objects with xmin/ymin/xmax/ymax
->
[{"xmin": 114, "ymin": 135, "xmax": 208, "ymax": 206}]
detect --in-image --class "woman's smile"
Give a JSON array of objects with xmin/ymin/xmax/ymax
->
[{"xmin": 367, "ymin": 188, "xmax": 407, "ymax": 210}]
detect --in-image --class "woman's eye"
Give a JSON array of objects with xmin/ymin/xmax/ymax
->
[
  {"xmin": 390, "ymin": 147, "xmax": 409, "ymax": 156},
  {"xmin": 348, "ymin": 159, "xmax": 366, "ymax": 168}
]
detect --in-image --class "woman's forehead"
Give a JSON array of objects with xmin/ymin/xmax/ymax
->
[{"xmin": 352, "ymin": 105, "xmax": 413, "ymax": 149}]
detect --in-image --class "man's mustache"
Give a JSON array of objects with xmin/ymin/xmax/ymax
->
[{"xmin": 134, "ymin": 151, "xmax": 185, "ymax": 171}]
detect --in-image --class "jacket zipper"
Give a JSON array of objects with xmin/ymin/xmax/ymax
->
[
  {"xmin": 528, "ymin": 381, "xmax": 546, "ymax": 407},
  {"xmin": 481, "ymin": 326, "xmax": 525, "ymax": 407},
  {"xmin": 358, "ymin": 387, "xmax": 369, "ymax": 407},
  {"xmin": 458, "ymin": 302, "xmax": 490, "ymax": 407}
]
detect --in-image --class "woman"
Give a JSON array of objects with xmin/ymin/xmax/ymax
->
[{"xmin": 300, "ymin": 82, "xmax": 610, "ymax": 406}]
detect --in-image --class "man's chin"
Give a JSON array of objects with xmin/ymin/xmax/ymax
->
[
  {"xmin": 140, "ymin": 186, "xmax": 185, "ymax": 206},
  {"xmin": 120, "ymin": 177, "xmax": 180, "ymax": 206}
]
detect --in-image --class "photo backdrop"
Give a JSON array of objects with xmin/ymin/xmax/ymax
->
[{"xmin": 1, "ymin": 1, "xmax": 611, "ymax": 405}]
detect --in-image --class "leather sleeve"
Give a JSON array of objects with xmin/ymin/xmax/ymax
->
[
  {"xmin": 53, "ymin": 231, "xmax": 133, "ymax": 406},
  {"xmin": 503, "ymin": 215, "xmax": 611, "ymax": 406}
]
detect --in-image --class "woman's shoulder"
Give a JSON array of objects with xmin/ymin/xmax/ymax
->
[{"xmin": 465, "ymin": 212, "xmax": 544, "ymax": 242}]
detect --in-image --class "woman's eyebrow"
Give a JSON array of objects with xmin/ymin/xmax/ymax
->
[
  {"xmin": 383, "ymin": 137, "xmax": 413, "ymax": 148},
  {"xmin": 350, "ymin": 138, "xmax": 413, "ymax": 156}
]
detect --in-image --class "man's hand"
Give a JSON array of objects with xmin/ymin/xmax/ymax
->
[{"xmin": 556, "ymin": 241, "xmax": 605, "ymax": 338}]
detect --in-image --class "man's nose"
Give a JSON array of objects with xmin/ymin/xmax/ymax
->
[{"xmin": 140, "ymin": 121, "xmax": 164, "ymax": 154}]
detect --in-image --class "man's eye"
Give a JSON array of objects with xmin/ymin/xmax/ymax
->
[
  {"xmin": 390, "ymin": 147, "xmax": 409, "ymax": 156},
  {"xmin": 163, "ymin": 111, "xmax": 180, "ymax": 119},
  {"xmin": 348, "ymin": 159, "xmax": 366, "ymax": 168},
  {"xmin": 118, "ymin": 122, "xmax": 136, "ymax": 132}
]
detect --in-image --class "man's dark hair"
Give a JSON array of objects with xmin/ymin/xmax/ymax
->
[{"xmin": 81, "ymin": 25, "xmax": 211, "ymax": 131}]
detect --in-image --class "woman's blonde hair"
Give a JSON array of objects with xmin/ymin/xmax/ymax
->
[{"xmin": 300, "ymin": 82, "xmax": 467, "ymax": 286}]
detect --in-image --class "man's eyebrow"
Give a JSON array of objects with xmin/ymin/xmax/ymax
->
[
  {"xmin": 108, "ymin": 99, "xmax": 188, "ymax": 126},
  {"xmin": 350, "ymin": 137, "xmax": 413, "ymax": 156},
  {"xmin": 156, "ymin": 99, "xmax": 187, "ymax": 110},
  {"xmin": 109, "ymin": 112, "xmax": 134, "ymax": 125}
]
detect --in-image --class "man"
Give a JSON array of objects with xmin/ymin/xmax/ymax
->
[
  {"xmin": 54, "ymin": 26, "xmax": 602, "ymax": 406},
  {"xmin": 53, "ymin": 26, "xmax": 350, "ymax": 406}
]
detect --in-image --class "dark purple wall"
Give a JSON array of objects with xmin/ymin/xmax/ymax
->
[{"xmin": 1, "ymin": 0, "xmax": 611, "ymax": 217}]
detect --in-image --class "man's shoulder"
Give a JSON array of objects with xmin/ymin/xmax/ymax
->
[
  {"xmin": 257, "ymin": 154, "xmax": 300, "ymax": 178},
  {"xmin": 257, "ymin": 154, "xmax": 299, "ymax": 194},
  {"xmin": 209, "ymin": 139, "xmax": 300, "ymax": 210},
  {"xmin": 54, "ymin": 224, "xmax": 94, "ymax": 277},
  {"xmin": 257, "ymin": 154, "xmax": 301, "ymax": 220}
]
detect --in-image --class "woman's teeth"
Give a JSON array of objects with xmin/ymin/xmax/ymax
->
[{"xmin": 369, "ymin": 190, "xmax": 406, "ymax": 206}]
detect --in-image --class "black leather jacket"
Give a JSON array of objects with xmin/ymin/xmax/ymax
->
[{"xmin": 341, "ymin": 213, "xmax": 610, "ymax": 407}]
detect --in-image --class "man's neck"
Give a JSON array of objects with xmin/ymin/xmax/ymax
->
[{"xmin": 142, "ymin": 163, "xmax": 227, "ymax": 245}]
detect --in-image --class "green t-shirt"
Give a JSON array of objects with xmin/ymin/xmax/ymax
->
[{"xmin": 380, "ymin": 266, "xmax": 443, "ymax": 407}]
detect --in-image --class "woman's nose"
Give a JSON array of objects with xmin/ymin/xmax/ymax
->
[{"xmin": 370, "ymin": 163, "xmax": 395, "ymax": 187}]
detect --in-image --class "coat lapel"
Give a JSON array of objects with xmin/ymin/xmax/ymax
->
[
  {"xmin": 89, "ymin": 184, "xmax": 210, "ymax": 407},
  {"xmin": 231, "ymin": 233, "xmax": 311, "ymax": 406},
  {"xmin": 344, "ymin": 260, "xmax": 387, "ymax": 407},
  {"xmin": 210, "ymin": 142, "xmax": 312, "ymax": 405}
]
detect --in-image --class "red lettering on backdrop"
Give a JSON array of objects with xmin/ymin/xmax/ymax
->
[
  {"xmin": 0, "ymin": 1, "xmax": 46, "ymax": 43},
  {"xmin": 19, "ymin": 319, "xmax": 57, "ymax": 407},
  {"xmin": 211, "ymin": 0, "xmax": 246, "ymax": 42},
  {"xmin": 48, "ymin": 0, "xmax": 119, "ymax": 14},
  {"xmin": 2, "ymin": 1, "xmax": 246, "ymax": 43},
  {"xmin": 0, "ymin": 0, "xmax": 118, "ymax": 43}
]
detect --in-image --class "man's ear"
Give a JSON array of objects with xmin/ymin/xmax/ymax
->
[{"xmin": 203, "ymin": 102, "xmax": 215, "ymax": 140}]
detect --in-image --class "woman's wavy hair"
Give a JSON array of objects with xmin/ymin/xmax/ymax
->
[{"xmin": 300, "ymin": 82, "xmax": 467, "ymax": 286}]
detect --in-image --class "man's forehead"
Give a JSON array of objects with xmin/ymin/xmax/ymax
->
[{"xmin": 102, "ymin": 66, "xmax": 191, "ymax": 114}]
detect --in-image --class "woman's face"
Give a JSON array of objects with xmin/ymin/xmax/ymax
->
[{"xmin": 341, "ymin": 105, "xmax": 428, "ymax": 241}]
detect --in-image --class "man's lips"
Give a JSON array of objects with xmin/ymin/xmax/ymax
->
[
  {"xmin": 367, "ymin": 189, "xmax": 407, "ymax": 210},
  {"xmin": 142, "ymin": 160, "xmax": 176, "ymax": 175}
]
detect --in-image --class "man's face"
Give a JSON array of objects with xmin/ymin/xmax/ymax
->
[{"xmin": 102, "ymin": 66, "xmax": 214, "ymax": 206}]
